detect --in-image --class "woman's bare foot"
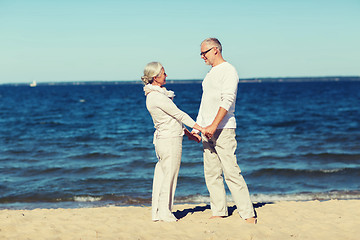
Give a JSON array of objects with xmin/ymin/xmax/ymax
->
[{"xmin": 245, "ymin": 217, "xmax": 257, "ymax": 224}]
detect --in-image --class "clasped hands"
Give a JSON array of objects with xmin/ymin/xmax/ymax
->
[{"xmin": 185, "ymin": 124, "xmax": 217, "ymax": 143}]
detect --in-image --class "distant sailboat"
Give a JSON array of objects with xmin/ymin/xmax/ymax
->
[{"xmin": 30, "ymin": 81, "xmax": 37, "ymax": 87}]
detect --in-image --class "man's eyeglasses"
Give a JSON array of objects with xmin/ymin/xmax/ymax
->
[{"xmin": 200, "ymin": 47, "xmax": 214, "ymax": 56}]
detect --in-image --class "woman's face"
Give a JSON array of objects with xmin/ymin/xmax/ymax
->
[{"xmin": 153, "ymin": 68, "xmax": 167, "ymax": 86}]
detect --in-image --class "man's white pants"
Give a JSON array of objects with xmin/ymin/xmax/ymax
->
[
  {"xmin": 152, "ymin": 136, "xmax": 182, "ymax": 221},
  {"xmin": 203, "ymin": 128, "xmax": 255, "ymax": 219}
]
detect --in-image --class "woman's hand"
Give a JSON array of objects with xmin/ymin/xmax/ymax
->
[
  {"xmin": 184, "ymin": 128, "xmax": 201, "ymax": 143},
  {"xmin": 193, "ymin": 123, "xmax": 206, "ymax": 136},
  {"xmin": 189, "ymin": 132, "xmax": 201, "ymax": 143}
]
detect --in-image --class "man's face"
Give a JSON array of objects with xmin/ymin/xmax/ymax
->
[{"xmin": 200, "ymin": 43, "xmax": 215, "ymax": 66}]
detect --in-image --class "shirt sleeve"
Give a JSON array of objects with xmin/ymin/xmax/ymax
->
[
  {"xmin": 156, "ymin": 94, "xmax": 196, "ymax": 128},
  {"xmin": 220, "ymin": 67, "xmax": 238, "ymax": 111}
]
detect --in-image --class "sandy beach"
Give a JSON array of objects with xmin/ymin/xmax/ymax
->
[{"xmin": 0, "ymin": 200, "xmax": 359, "ymax": 240}]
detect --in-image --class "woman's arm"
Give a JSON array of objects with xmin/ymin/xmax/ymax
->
[
  {"xmin": 156, "ymin": 93, "xmax": 198, "ymax": 128},
  {"xmin": 151, "ymin": 92, "xmax": 205, "ymax": 135}
]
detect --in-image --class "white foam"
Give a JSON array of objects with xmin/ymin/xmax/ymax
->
[
  {"xmin": 251, "ymin": 192, "xmax": 360, "ymax": 202},
  {"xmin": 74, "ymin": 196, "xmax": 102, "ymax": 202},
  {"xmin": 174, "ymin": 191, "xmax": 360, "ymax": 204}
]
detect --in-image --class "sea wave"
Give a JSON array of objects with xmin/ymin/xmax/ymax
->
[
  {"xmin": 250, "ymin": 190, "xmax": 360, "ymax": 202},
  {"xmin": 175, "ymin": 191, "xmax": 360, "ymax": 204},
  {"xmin": 2, "ymin": 190, "xmax": 359, "ymax": 210},
  {"xmin": 73, "ymin": 196, "xmax": 102, "ymax": 202},
  {"xmin": 249, "ymin": 167, "xmax": 359, "ymax": 177}
]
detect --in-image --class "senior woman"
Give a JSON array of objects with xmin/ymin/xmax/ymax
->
[{"xmin": 142, "ymin": 62, "xmax": 203, "ymax": 222}]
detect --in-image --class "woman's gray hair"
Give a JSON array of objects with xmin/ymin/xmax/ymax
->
[
  {"xmin": 141, "ymin": 62, "xmax": 163, "ymax": 85},
  {"xmin": 201, "ymin": 38, "xmax": 222, "ymax": 53}
]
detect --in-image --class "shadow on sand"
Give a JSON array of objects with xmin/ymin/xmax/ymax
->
[{"xmin": 174, "ymin": 202, "xmax": 272, "ymax": 220}]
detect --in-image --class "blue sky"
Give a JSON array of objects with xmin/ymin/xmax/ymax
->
[{"xmin": 1, "ymin": 0, "xmax": 359, "ymax": 83}]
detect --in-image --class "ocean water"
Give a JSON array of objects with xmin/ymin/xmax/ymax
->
[{"xmin": 0, "ymin": 81, "xmax": 359, "ymax": 209}]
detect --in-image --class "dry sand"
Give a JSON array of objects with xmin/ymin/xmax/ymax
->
[{"xmin": 0, "ymin": 200, "xmax": 359, "ymax": 240}]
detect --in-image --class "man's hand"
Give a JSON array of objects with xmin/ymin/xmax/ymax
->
[
  {"xmin": 205, "ymin": 124, "xmax": 217, "ymax": 139},
  {"xmin": 204, "ymin": 107, "xmax": 227, "ymax": 139}
]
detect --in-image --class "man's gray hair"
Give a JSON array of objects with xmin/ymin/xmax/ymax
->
[{"xmin": 201, "ymin": 38, "xmax": 222, "ymax": 53}]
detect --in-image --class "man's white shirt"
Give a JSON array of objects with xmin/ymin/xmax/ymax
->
[{"xmin": 196, "ymin": 62, "xmax": 239, "ymax": 129}]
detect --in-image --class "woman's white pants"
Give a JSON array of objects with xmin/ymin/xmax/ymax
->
[{"xmin": 152, "ymin": 136, "xmax": 182, "ymax": 222}]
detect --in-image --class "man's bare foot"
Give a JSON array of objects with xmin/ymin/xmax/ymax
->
[
  {"xmin": 209, "ymin": 216, "xmax": 225, "ymax": 219},
  {"xmin": 245, "ymin": 217, "xmax": 257, "ymax": 224}
]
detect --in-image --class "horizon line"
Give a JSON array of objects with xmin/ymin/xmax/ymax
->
[{"xmin": 1, "ymin": 75, "xmax": 360, "ymax": 86}]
